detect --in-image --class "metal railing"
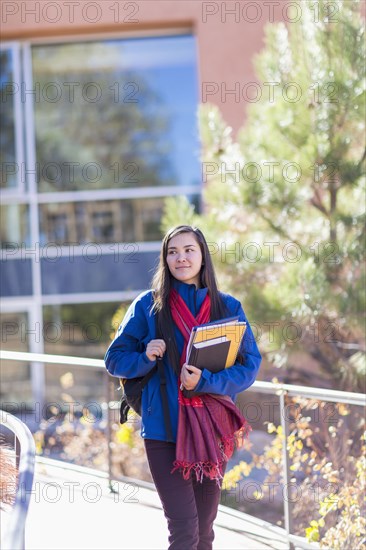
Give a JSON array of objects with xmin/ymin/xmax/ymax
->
[
  {"xmin": 0, "ymin": 408, "xmax": 36, "ymax": 550},
  {"xmin": 1, "ymin": 349, "xmax": 365, "ymax": 550},
  {"xmin": 244, "ymin": 381, "xmax": 365, "ymax": 549}
]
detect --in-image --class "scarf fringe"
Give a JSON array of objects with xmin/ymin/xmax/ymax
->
[
  {"xmin": 218, "ymin": 419, "xmax": 252, "ymax": 458},
  {"xmin": 172, "ymin": 421, "xmax": 252, "ymax": 485},
  {"xmin": 171, "ymin": 460, "xmax": 224, "ymax": 486}
]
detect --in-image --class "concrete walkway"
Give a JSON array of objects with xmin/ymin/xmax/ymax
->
[{"xmin": 21, "ymin": 458, "xmax": 288, "ymax": 550}]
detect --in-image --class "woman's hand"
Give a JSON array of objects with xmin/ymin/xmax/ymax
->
[
  {"xmin": 180, "ymin": 363, "xmax": 202, "ymax": 391},
  {"xmin": 146, "ymin": 339, "xmax": 166, "ymax": 361}
]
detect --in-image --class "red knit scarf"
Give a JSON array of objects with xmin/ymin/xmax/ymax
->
[{"xmin": 169, "ymin": 288, "xmax": 250, "ymax": 484}]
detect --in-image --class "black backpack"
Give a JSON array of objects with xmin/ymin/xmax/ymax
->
[{"xmin": 118, "ymin": 315, "xmax": 173, "ymax": 442}]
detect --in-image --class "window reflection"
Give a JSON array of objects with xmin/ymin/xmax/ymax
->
[
  {"xmin": 43, "ymin": 302, "xmax": 124, "ymax": 400},
  {"xmin": 0, "ymin": 312, "xmax": 31, "ymax": 401},
  {"xmin": 32, "ymin": 35, "xmax": 199, "ymax": 192},
  {"xmin": 43, "ymin": 302, "xmax": 123, "ymax": 357},
  {"xmin": 0, "ymin": 49, "xmax": 17, "ymax": 189},
  {"xmin": 39, "ymin": 196, "xmax": 199, "ymax": 245},
  {"xmin": 0, "ymin": 204, "xmax": 30, "ymax": 248}
]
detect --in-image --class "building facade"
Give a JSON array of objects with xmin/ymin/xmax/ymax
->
[{"xmin": 1, "ymin": 0, "xmax": 280, "ymax": 403}]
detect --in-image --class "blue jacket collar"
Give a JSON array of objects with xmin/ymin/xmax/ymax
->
[{"xmin": 171, "ymin": 279, "xmax": 208, "ymax": 316}]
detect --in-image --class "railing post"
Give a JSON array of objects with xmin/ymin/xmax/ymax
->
[
  {"xmin": 104, "ymin": 370, "xmax": 116, "ymax": 493},
  {"xmin": 279, "ymin": 390, "xmax": 295, "ymax": 550}
]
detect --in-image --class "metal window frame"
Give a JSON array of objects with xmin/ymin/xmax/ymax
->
[
  {"xmin": 0, "ymin": 290, "xmax": 140, "ymax": 309},
  {"xmin": 24, "ymin": 27, "xmax": 194, "ymax": 46}
]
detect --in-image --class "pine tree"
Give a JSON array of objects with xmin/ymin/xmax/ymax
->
[{"xmin": 165, "ymin": 0, "xmax": 365, "ymax": 391}]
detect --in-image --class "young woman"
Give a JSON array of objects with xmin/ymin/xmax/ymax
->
[{"xmin": 105, "ymin": 225, "xmax": 261, "ymax": 550}]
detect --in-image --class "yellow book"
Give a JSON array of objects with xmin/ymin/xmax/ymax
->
[{"xmin": 186, "ymin": 317, "xmax": 246, "ymax": 369}]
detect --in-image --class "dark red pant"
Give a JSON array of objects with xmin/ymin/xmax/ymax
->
[{"xmin": 144, "ymin": 439, "xmax": 225, "ymax": 550}]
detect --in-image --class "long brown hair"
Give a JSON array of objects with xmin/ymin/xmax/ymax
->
[{"xmin": 151, "ymin": 225, "xmax": 229, "ymax": 372}]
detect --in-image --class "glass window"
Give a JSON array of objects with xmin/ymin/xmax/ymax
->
[
  {"xmin": 0, "ymin": 312, "xmax": 31, "ymax": 402},
  {"xmin": 32, "ymin": 35, "xmax": 200, "ymax": 192},
  {"xmin": 0, "ymin": 259, "xmax": 33, "ymax": 296},
  {"xmin": 91, "ymin": 210, "xmax": 114, "ymax": 241},
  {"xmin": 43, "ymin": 302, "xmax": 126, "ymax": 401},
  {"xmin": 39, "ymin": 195, "xmax": 200, "ymax": 245},
  {"xmin": 41, "ymin": 251, "xmax": 158, "ymax": 294},
  {"xmin": 0, "ymin": 204, "xmax": 30, "ymax": 248},
  {"xmin": 0, "ymin": 49, "xmax": 17, "ymax": 189},
  {"xmin": 43, "ymin": 302, "xmax": 124, "ymax": 358}
]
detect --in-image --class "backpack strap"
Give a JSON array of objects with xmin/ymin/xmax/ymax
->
[
  {"xmin": 156, "ymin": 357, "xmax": 173, "ymax": 443},
  {"xmin": 139, "ymin": 364, "xmax": 157, "ymax": 388},
  {"xmin": 155, "ymin": 313, "xmax": 174, "ymax": 443}
]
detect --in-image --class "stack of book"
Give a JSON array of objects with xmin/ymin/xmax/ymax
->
[{"xmin": 186, "ymin": 316, "xmax": 246, "ymax": 373}]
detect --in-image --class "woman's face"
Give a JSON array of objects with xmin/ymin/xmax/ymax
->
[{"xmin": 166, "ymin": 232, "xmax": 203, "ymax": 288}]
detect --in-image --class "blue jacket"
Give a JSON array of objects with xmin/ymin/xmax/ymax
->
[{"xmin": 104, "ymin": 281, "xmax": 262, "ymax": 442}]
